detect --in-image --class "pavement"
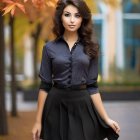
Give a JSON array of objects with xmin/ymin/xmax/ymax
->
[{"xmin": 5, "ymin": 92, "xmax": 140, "ymax": 140}]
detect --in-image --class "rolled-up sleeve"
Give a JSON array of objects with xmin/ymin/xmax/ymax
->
[
  {"xmin": 87, "ymin": 57, "xmax": 99, "ymax": 95},
  {"xmin": 39, "ymin": 44, "xmax": 52, "ymax": 93}
]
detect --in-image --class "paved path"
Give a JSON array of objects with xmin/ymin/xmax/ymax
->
[
  {"xmin": 104, "ymin": 101, "xmax": 140, "ymax": 140},
  {"xmin": 5, "ymin": 92, "xmax": 140, "ymax": 140}
]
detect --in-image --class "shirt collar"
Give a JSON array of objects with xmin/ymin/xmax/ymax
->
[{"xmin": 55, "ymin": 35, "xmax": 81, "ymax": 43}]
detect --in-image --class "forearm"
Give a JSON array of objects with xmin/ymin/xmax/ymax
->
[
  {"xmin": 90, "ymin": 93, "xmax": 109, "ymax": 123},
  {"xmin": 35, "ymin": 89, "xmax": 48, "ymax": 123}
]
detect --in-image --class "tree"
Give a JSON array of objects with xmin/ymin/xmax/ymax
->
[
  {"xmin": 0, "ymin": 12, "xmax": 8, "ymax": 135},
  {"xmin": 9, "ymin": 15, "xmax": 17, "ymax": 116}
]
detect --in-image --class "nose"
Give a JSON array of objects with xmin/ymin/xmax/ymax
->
[{"xmin": 70, "ymin": 16, "xmax": 75, "ymax": 23}]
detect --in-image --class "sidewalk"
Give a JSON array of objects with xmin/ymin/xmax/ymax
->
[{"xmin": 104, "ymin": 101, "xmax": 140, "ymax": 140}]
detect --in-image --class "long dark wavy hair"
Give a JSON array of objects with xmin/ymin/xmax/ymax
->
[{"xmin": 53, "ymin": 0, "xmax": 99, "ymax": 58}]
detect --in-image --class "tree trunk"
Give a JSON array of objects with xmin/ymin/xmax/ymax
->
[
  {"xmin": 32, "ymin": 23, "xmax": 42, "ymax": 81},
  {"xmin": 0, "ymin": 13, "xmax": 8, "ymax": 135},
  {"xmin": 9, "ymin": 15, "xmax": 17, "ymax": 117}
]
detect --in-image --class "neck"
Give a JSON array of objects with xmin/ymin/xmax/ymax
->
[{"xmin": 63, "ymin": 31, "xmax": 78, "ymax": 42}]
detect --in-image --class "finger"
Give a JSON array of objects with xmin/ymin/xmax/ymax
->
[
  {"xmin": 36, "ymin": 131, "xmax": 40, "ymax": 140},
  {"xmin": 37, "ymin": 130, "xmax": 41, "ymax": 139},
  {"xmin": 32, "ymin": 130, "xmax": 37, "ymax": 140},
  {"xmin": 111, "ymin": 123, "xmax": 117, "ymax": 132},
  {"xmin": 114, "ymin": 122, "xmax": 120, "ymax": 131},
  {"xmin": 33, "ymin": 134, "xmax": 36, "ymax": 140},
  {"xmin": 32, "ymin": 133, "xmax": 36, "ymax": 140},
  {"xmin": 32, "ymin": 131, "xmax": 35, "ymax": 140},
  {"xmin": 113, "ymin": 122, "xmax": 120, "ymax": 133}
]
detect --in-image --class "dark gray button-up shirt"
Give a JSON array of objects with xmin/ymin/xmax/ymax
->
[{"xmin": 39, "ymin": 37, "xmax": 99, "ymax": 95}]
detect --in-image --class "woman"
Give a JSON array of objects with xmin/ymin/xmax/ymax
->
[{"xmin": 32, "ymin": 0, "xmax": 120, "ymax": 140}]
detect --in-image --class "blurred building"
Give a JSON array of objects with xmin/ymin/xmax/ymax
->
[{"xmin": 92, "ymin": 0, "xmax": 140, "ymax": 83}]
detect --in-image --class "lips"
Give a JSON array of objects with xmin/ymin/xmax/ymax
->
[{"xmin": 69, "ymin": 25, "xmax": 75, "ymax": 27}]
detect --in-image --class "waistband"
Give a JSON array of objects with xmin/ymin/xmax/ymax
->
[
  {"xmin": 53, "ymin": 83, "xmax": 87, "ymax": 90},
  {"xmin": 49, "ymin": 87, "xmax": 89, "ymax": 100}
]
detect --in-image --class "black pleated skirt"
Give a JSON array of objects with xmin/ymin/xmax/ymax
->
[{"xmin": 40, "ymin": 87, "xmax": 119, "ymax": 140}]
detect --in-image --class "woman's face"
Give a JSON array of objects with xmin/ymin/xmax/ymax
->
[{"xmin": 61, "ymin": 4, "xmax": 83, "ymax": 33}]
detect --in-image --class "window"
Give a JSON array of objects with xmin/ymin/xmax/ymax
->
[{"xmin": 123, "ymin": 0, "xmax": 140, "ymax": 75}]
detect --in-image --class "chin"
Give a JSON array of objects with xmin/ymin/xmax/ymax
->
[{"xmin": 67, "ymin": 29, "xmax": 78, "ymax": 32}]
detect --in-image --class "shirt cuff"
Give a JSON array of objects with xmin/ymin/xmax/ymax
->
[
  {"xmin": 87, "ymin": 82, "xmax": 99, "ymax": 95},
  {"xmin": 39, "ymin": 81, "xmax": 52, "ymax": 93}
]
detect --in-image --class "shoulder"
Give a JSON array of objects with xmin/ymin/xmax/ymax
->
[
  {"xmin": 44, "ymin": 40, "xmax": 55, "ymax": 50},
  {"xmin": 43, "ymin": 40, "xmax": 60, "ymax": 57},
  {"xmin": 42, "ymin": 40, "xmax": 56, "ymax": 54},
  {"xmin": 44, "ymin": 39, "xmax": 62, "ymax": 50}
]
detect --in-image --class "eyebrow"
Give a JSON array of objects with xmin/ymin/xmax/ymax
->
[{"xmin": 63, "ymin": 11, "xmax": 80, "ymax": 14}]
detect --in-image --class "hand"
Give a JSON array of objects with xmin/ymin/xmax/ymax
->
[
  {"xmin": 32, "ymin": 122, "xmax": 41, "ymax": 140},
  {"xmin": 105, "ymin": 118, "xmax": 120, "ymax": 134}
]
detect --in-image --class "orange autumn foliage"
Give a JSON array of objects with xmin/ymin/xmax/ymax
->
[{"xmin": 1, "ymin": 0, "xmax": 58, "ymax": 16}]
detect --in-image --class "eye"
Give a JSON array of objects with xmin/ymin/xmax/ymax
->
[
  {"xmin": 75, "ymin": 14, "xmax": 81, "ymax": 18},
  {"xmin": 64, "ymin": 13, "xmax": 71, "ymax": 17}
]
